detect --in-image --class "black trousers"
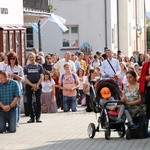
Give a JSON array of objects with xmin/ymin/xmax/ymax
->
[
  {"xmin": 26, "ymin": 85, "xmax": 42, "ymax": 119},
  {"xmin": 145, "ymin": 86, "xmax": 150, "ymax": 119}
]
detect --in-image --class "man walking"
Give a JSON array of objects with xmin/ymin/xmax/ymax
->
[{"xmin": 24, "ymin": 52, "xmax": 44, "ymax": 123}]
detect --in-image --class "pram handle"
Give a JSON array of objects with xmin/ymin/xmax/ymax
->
[{"xmin": 104, "ymin": 100, "xmax": 125, "ymax": 108}]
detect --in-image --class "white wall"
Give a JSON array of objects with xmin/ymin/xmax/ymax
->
[
  {"xmin": 0, "ymin": 0, "xmax": 23, "ymax": 25},
  {"xmin": 119, "ymin": 0, "xmax": 146, "ymax": 57},
  {"xmin": 35, "ymin": 0, "xmax": 107, "ymax": 56}
]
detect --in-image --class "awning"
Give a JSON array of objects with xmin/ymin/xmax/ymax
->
[
  {"xmin": 0, "ymin": 26, "xmax": 26, "ymax": 31},
  {"xmin": 24, "ymin": 8, "xmax": 51, "ymax": 23}
]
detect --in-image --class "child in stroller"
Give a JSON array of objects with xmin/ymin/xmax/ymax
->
[
  {"xmin": 100, "ymin": 87, "xmax": 137, "ymax": 128},
  {"xmin": 87, "ymin": 79, "xmax": 136, "ymax": 140}
]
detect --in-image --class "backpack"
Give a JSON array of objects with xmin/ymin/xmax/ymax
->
[{"xmin": 61, "ymin": 73, "xmax": 76, "ymax": 85}]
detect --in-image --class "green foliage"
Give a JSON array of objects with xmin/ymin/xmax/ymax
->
[
  {"xmin": 147, "ymin": 27, "xmax": 150, "ymax": 49},
  {"xmin": 48, "ymin": 5, "xmax": 56, "ymax": 13}
]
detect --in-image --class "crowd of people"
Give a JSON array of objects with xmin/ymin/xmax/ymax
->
[{"xmin": 0, "ymin": 47, "xmax": 149, "ymax": 134}]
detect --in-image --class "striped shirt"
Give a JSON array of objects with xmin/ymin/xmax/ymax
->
[{"xmin": 0, "ymin": 79, "xmax": 21, "ymax": 107}]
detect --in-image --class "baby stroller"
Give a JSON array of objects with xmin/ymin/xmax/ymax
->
[{"xmin": 87, "ymin": 79, "xmax": 126, "ymax": 140}]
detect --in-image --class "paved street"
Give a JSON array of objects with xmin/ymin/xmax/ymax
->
[{"xmin": 0, "ymin": 106, "xmax": 150, "ymax": 150}]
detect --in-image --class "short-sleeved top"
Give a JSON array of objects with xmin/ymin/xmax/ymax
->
[
  {"xmin": 5, "ymin": 65, "xmax": 24, "ymax": 90},
  {"xmin": 0, "ymin": 79, "xmax": 21, "ymax": 108},
  {"xmin": 123, "ymin": 83, "xmax": 146, "ymax": 118},
  {"xmin": 83, "ymin": 77, "xmax": 97, "ymax": 95},
  {"xmin": 41, "ymin": 79, "xmax": 55, "ymax": 93},
  {"xmin": 53, "ymin": 58, "xmax": 76, "ymax": 75},
  {"xmin": 58, "ymin": 73, "xmax": 79, "ymax": 97},
  {"xmin": 24, "ymin": 63, "xmax": 43, "ymax": 84}
]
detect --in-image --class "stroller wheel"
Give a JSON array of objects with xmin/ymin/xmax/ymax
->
[
  {"xmin": 118, "ymin": 125, "xmax": 125, "ymax": 138},
  {"xmin": 87, "ymin": 123, "xmax": 96, "ymax": 138},
  {"xmin": 126, "ymin": 129, "xmax": 131, "ymax": 140},
  {"xmin": 105, "ymin": 128, "xmax": 111, "ymax": 140}
]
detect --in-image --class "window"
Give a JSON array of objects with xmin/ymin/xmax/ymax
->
[
  {"xmin": 26, "ymin": 27, "xmax": 33, "ymax": 48},
  {"xmin": 62, "ymin": 26, "xmax": 79, "ymax": 48}
]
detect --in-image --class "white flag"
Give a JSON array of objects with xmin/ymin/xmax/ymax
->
[{"xmin": 48, "ymin": 13, "xmax": 68, "ymax": 32}]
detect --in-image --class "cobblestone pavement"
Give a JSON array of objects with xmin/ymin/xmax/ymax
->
[{"xmin": 0, "ymin": 106, "xmax": 150, "ymax": 150}]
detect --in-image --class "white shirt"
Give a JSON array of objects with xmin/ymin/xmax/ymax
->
[
  {"xmin": 92, "ymin": 60, "xmax": 100, "ymax": 68},
  {"xmin": 5, "ymin": 65, "xmax": 24, "ymax": 90},
  {"xmin": 0, "ymin": 61, "xmax": 7, "ymax": 71},
  {"xmin": 53, "ymin": 58, "xmax": 76, "ymax": 75},
  {"xmin": 79, "ymin": 76, "xmax": 86, "ymax": 90},
  {"xmin": 100, "ymin": 58, "xmax": 121, "ymax": 78},
  {"xmin": 41, "ymin": 79, "xmax": 55, "ymax": 93},
  {"xmin": 83, "ymin": 76, "xmax": 90, "ymax": 95}
]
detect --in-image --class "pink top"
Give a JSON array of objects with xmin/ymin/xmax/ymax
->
[{"xmin": 59, "ymin": 73, "xmax": 79, "ymax": 97}]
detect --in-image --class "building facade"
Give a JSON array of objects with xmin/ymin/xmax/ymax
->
[
  {"xmin": 119, "ymin": 0, "xmax": 146, "ymax": 56},
  {"xmin": 28, "ymin": 0, "xmax": 118, "ymax": 56},
  {"xmin": 26, "ymin": 0, "xmax": 146, "ymax": 57},
  {"xmin": 0, "ymin": 0, "xmax": 26, "ymax": 66}
]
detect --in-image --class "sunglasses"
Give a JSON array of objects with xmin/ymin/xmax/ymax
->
[
  {"xmin": 47, "ymin": 58, "xmax": 51, "ymax": 59},
  {"xmin": 37, "ymin": 59, "xmax": 41, "ymax": 61}
]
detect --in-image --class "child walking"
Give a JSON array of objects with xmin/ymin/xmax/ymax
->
[{"xmin": 41, "ymin": 71, "xmax": 58, "ymax": 113}]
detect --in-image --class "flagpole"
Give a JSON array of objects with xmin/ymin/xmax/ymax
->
[{"xmin": 38, "ymin": 20, "xmax": 42, "ymax": 52}]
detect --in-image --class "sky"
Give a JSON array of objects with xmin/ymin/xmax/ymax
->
[{"xmin": 145, "ymin": 0, "xmax": 150, "ymax": 12}]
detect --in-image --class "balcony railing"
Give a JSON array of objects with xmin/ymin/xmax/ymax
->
[{"xmin": 23, "ymin": 0, "xmax": 49, "ymax": 12}]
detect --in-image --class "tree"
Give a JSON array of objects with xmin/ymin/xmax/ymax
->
[{"xmin": 147, "ymin": 27, "xmax": 150, "ymax": 49}]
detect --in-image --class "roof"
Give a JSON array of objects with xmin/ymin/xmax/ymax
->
[
  {"xmin": 0, "ymin": 26, "xmax": 26, "ymax": 31},
  {"xmin": 23, "ymin": 8, "xmax": 51, "ymax": 23}
]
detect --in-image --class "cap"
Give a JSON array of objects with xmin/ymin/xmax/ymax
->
[{"xmin": 100, "ymin": 87, "xmax": 111, "ymax": 99}]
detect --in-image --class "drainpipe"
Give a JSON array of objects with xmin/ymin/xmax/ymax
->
[
  {"xmin": 144, "ymin": 0, "xmax": 147, "ymax": 52},
  {"xmin": 135, "ymin": 0, "xmax": 138, "ymax": 51},
  {"xmin": 117, "ymin": 0, "xmax": 120, "ymax": 51},
  {"xmin": 38, "ymin": 20, "xmax": 42, "ymax": 52},
  {"xmin": 104, "ymin": 0, "xmax": 108, "ymax": 48}
]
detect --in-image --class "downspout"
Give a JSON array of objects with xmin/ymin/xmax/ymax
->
[
  {"xmin": 117, "ymin": 0, "xmax": 120, "ymax": 51},
  {"xmin": 135, "ymin": 0, "xmax": 138, "ymax": 51},
  {"xmin": 144, "ymin": 0, "xmax": 147, "ymax": 52},
  {"xmin": 38, "ymin": 20, "xmax": 42, "ymax": 52},
  {"xmin": 104, "ymin": 0, "xmax": 108, "ymax": 47}
]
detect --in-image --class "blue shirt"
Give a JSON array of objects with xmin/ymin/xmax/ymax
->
[
  {"xmin": 24, "ymin": 63, "xmax": 43, "ymax": 83},
  {"xmin": 0, "ymin": 79, "xmax": 21, "ymax": 106}
]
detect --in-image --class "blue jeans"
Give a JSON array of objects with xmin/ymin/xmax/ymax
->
[
  {"xmin": 63, "ymin": 96, "xmax": 77, "ymax": 112},
  {"xmin": 16, "ymin": 103, "xmax": 20, "ymax": 124},
  {"xmin": 0, "ymin": 108, "xmax": 17, "ymax": 133}
]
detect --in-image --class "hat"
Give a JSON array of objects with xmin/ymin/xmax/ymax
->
[{"xmin": 100, "ymin": 87, "xmax": 111, "ymax": 99}]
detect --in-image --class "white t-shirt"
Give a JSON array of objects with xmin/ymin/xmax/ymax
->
[
  {"xmin": 0, "ymin": 61, "xmax": 7, "ymax": 71},
  {"xmin": 53, "ymin": 58, "xmax": 76, "ymax": 75},
  {"xmin": 83, "ymin": 76, "xmax": 90, "ymax": 95},
  {"xmin": 79, "ymin": 76, "xmax": 86, "ymax": 90},
  {"xmin": 5, "ymin": 65, "xmax": 24, "ymax": 90},
  {"xmin": 92, "ymin": 60, "xmax": 100, "ymax": 68},
  {"xmin": 41, "ymin": 79, "xmax": 55, "ymax": 93}
]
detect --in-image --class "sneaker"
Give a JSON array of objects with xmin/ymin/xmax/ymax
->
[
  {"xmin": 36, "ymin": 118, "xmax": 42, "ymax": 123},
  {"xmin": 17, "ymin": 123, "xmax": 20, "ymax": 127},
  {"xmin": 116, "ymin": 118, "xmax": 124, "ymax": 123},
  {"xmin": 27, "ymin": 118, "xmax": 35, "ymax": 123}
]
